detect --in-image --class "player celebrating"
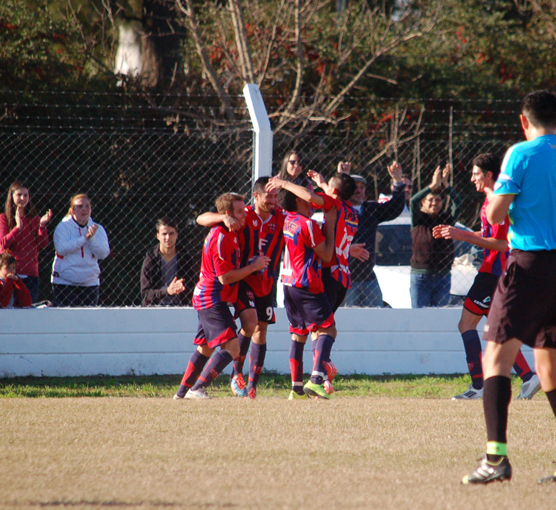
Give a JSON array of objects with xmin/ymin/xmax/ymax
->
[
  {"xmin": 196, "ymin": 177, "xmax": 285, "ymax": 399},
  {"xmin": 173, "ymin": 193, "xmax": 269, "ymax": 400},
  {"xmin": 433, "ymin": 153, "xmax": 540, "ymax": 401},
  {"xmin": 461, "ymin": 90, "xmax": 556, "ymax": 484}
]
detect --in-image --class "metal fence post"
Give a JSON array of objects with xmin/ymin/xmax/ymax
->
[{"xmin": 243, "ymin": 84, "xmax": 273, "ymax": 181}]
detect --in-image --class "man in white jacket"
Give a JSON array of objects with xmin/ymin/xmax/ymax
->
[{"xmin": 51, "ymin": 194, "xmax": 110, "ymax": 306}]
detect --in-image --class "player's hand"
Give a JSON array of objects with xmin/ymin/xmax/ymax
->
[
  {"xmin": 432, "ymin": 224, "xmax": 464, "ymax": 241},
  {"xmin": 250, "ymin": 255, "xmax": 271, "ymax": 272},
  {"xmin": 167, "ymin": 276, "xmax": 186, "ymax": 295},
  {"xmin": 265, "ymin": 177, "xmax": 284, "ymax": 192},
  {"xmin": 223, "ymin": 215, "xmax": 241, "ymax": 232},
  {"xmin": 6, "ymin": 272, "xmax": 19, "ymax": 281},
  {"xmin": 40, "ymin": 209, "xmax": 53, "ymax": 228},
  {"xmin": 337, "ymin": 162, "xmax": 351, "ymax": 174},
  {"xmin": 323, "ymin": 205, "xmax": 337, "ymax": 225},
  {"xmin": 387, "ymin": 161, "xmax": 403, "ymax": 183},
  {"xmin": 85, "ymin": 224, "xmax": 99, "ymax": 240},
  {"xmin": 350, "ymin": 243, "xmax": 370, "ymax": 262},
  {"xmin": 308, "ymin": 170, "xmax": 326, "ymax": 189}
]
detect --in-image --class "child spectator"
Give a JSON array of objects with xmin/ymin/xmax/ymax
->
[{"xmin": 0, "ymin": 253, "xmax": 32, "ymax": 308}]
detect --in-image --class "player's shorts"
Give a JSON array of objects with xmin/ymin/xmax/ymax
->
[
  {"xmin": 194, "ymin": 302, "xmax": 237, "ymax": 349},
  {"xmin": 234, "ymin": 281, "xmax": 256, "ymax": 317},
  {"xmin": 484, "ymin": 249, "xmax": 556, "ymax": 348},
  {"xmin": 463, "ymin": 272, "xmax": 499, "ymax": 316},
  {"xmin": 322, "ymin": 268, "xmax": 348, "ymax": 313},
  {"xmin": 283, "ymin": 285, "xmax": 335, "ymax": 336}
]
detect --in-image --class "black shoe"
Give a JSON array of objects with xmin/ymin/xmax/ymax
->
[{"xmin": 461, "ymin": 455, "xmax": 512, "ymax": 484}]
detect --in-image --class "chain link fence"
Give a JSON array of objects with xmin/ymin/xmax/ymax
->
[{"xmin": 0, "ymin": 93, "xmax": 523, "ymax": 307}]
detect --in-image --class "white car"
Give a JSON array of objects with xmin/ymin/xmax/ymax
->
[{"xmin": 374, "ymin": 213, "xmax": 482, "ymax": 308}]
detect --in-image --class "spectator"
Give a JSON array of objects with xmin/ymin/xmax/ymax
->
[
  {"xmin": 0, "ymin": 253, "xmax": 32, "ymax": 308},
  {"xmin": 278, "ymin": 150, "xmax": 312, "ymax": 188},
  {"xmin": 51, "ymin": 193, "xmax": 110, "ymax": 307},
  {"xmin": 410, "ymin": 164, "xmax": 462, "ymax": 308},
  {"xmin": 141, "ymin": 218, "xmax": 193, "ymax": 306},
  {"xmin": 379, "ymin": 174, "xmax": 413, "ymax": 212},
  {"xmin": 340, "ymin": 162, "xmax": 406, "ymax": 307},
  {"xmin": 0, "ymin": 181, "xmax": 52, "ymax": 302}
]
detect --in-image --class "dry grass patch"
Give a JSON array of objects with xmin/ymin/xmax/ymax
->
[{"xmin": 1, "ymin": 397, "xmax": 556, "ymax": 509}]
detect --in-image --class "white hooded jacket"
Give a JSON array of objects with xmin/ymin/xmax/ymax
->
[{"xmin": 51, "ymin": 216, "xmax": 110, "ymax": 286}]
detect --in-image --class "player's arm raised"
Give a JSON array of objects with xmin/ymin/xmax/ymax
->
[
  {"xmin": 197, "ymin": 212, "xmax": 241, "ymax": 232},
  {"xmin": 313, "ymin": 206, "xmax": 337, "ymax": 263},
  {"xmin": 266, "ymin": 177, "xmax": 325, "ymax": 207},
  {"xmin": 218, "ymin": 256, "xmax": 271, "ymax": 285}
]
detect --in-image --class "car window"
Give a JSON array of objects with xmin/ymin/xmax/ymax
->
[{"xmin": 375, "ymin": 224, "xmax": 413, "ymax": 266}]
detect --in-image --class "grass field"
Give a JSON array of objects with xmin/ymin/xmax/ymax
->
[{"xmin": 1, "ymin": 374, "xmax": 556, "ymax": 509}]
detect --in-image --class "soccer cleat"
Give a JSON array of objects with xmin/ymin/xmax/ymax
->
[
  {"xmin": 461, "ymin": 455, "xmax": 512, "ymax": 485},
  {"xmin": 323, "ymin": 361, "xmax": 337, "ymax": 382},
  {"xmin": 173, "ymin": 393, "xmax": 184, "ymax": 400},
  {"xmin": 452, "ymin": 385, "xmax": 483, "ymax": 400},
  {"xmin": 247, "ymin": 388, "xmax": 256, "ymax": 400},
  {"xmin": 184, "ymin": 388, "xmax": 211, "ymax": 400},
  {"xmin": 303, "ymin": 381, "xmax": 330, "ymax": 400},
  {"xmin": 323, "ymin": 380, "xmax": 334, "ymax": 395},
  {"xmin": 288, "ymin": 390, "xmax": 306, "ymax": 400},
  {"xmin": 231, "ymin": 374, "xmax": 248, "ymax": 397},
  {"xmin": 517, "ymin": 374, "xmax": 541, "ymax": 400}
]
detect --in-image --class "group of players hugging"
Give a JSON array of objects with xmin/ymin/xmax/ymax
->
[{"xmin": 172, "ymin": 165, "xmax": 366, "ymax": 401}]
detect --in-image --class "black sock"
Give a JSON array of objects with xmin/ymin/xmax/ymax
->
[
  {"xmin": 248, "ymin": 342, "xmax": 267, "ymax": 391},
  {"xmin": 545, "ymin": 389, "xmax": 556, "ymax": 418},
  {"xmin": 513, "ymin": 350, "xmax": 533, "ymax": 382},
  {"xmin": 461, "ymin": 330, "xmax": 483, "ymax": 389},
  {"xmin": 232, "ymin": 333, "xmax": 251, "ymax": 377},
  {"xmin": 192, "ymin": 350, "xmax": 233, "ymax": 391},
  {"xmin": 483, "ymin": 375, "xmax": 511, "ymax": 461}
]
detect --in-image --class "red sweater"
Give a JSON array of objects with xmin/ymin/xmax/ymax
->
[
  {"xmin": 0, "ymin": 213, "xmax": 49, "ymax": 277},
  {"xmin": 0, "ymin": 277, "xmax": 32, "ymax": 308}
]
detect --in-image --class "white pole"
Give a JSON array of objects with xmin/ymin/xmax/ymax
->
[{"xmin": 243, "ymin": 84, "xmax": 273, "ymax": 180}]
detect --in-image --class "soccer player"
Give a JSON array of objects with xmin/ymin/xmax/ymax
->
[
  {"xmin": 267, "ymin": 171, "xmax": 361, "ymax": 395},
  {"xmin": 462, "ymin": 90, "xmax": 556, "ymax": 484},
  {"xmin": 196, "ymin": 177, "xmax": 285, "ymax": 399},
  {"xmin": 433, "ymin": 154, "xmax": 540, "ymax": 401},
  {"xmin": 173, "ymin": 193, "xmax": 270, "ymax": 400}
]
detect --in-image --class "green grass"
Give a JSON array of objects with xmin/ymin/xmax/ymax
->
[{"xmin": 0, "ymin": 372, "xmax": 533, "ymax": 399}]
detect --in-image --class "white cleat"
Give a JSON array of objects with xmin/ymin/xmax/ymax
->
[
  {"xmin": 184, "ymin": 388, "xmax": 211, "ymax": 400},
  {"xmin": 517, "ymin": 374, "xmax": 541, "ymax": 400},
  {"xmin": 452, "ymin": 385, "xmax": 483, "ymax": 400}
]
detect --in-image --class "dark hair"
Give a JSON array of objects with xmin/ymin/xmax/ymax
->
[
  {"xmin": 253, "ymin": 176, "xmax": 271, "ymax": 194},
  {"xmin": 156, "ymin": 217, "xmax": 178, "ymax": 232},
  {"xmin": 472, "ymin": 153, "xmax": 501, "ymax": 181},
  {"xmin": 4, "ymin": 181, "xmax": 38, "ymax": 231},
  {"xmin": 0, "ymin": 253, "xmax": 16, "ymax": 270},
  {"xmin": 522, "ymin": 90, "xmax": 556, "ymax": 128},
  {"xmin": 278, "ymin": 189, "xmax": 298, "ymax": 212},
  {"xmin": 328, "ymin": 173, "xmax": 356, "ymax": 201},
  {"xmin": 215, "ymin": 193, "xmax": 245, "ymax": 214},
  {"xmin": 278, "ymin": 150, "xmax": 302, "ymax": 181}
]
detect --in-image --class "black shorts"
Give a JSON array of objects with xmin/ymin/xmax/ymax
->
[
  {"xmin": 234, "ymin": 281, "xmax": 256, "ymax": 317},
  {"xmin": 484, "ymin": 249, "xmax": 556, "ymax": 348},
  {"xmin": 464, "ymin": 272, "xmax": 499, "ymax": 316},
  {"xmin": 283, "ymin": 285, "xmax": 335, "ymax": 336},
  {"xmin": 322, "ymin": 268, "xmax": 348, "ymax": 312},
  {"xmin": 194, "ymin": 302, "xmax": 237, "ymax": 349}
]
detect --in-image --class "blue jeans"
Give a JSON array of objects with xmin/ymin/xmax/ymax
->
[
  {"xmin": 21, "ymin": 276, "xmax": 39, "ymax": 303},
  {"xmin": 410, "ymin": 272, "xmax": 451, "ymax": 308},
  {"xmin": 343, "ymin": 279, "xmax": 383, "ymax": 307}
]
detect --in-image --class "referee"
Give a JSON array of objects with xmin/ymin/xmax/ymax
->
[{"xmin": 462, "ymin": 90, "xmax": 556, "ymax": 484}]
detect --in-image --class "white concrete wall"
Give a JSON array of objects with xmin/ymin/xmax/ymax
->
[{"xmin": 0, "ymin": 307, "xmax": 534, "ymax": 378}]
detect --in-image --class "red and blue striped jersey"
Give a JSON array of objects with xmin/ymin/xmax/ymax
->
[
  {"xmin": 479, "ymin": 197, "xmax": 509, "ymax": 276},
  {"xmin": 193, "ymin": 225, "xmax": 240, "ymax": 310},
  {"xmin": 314, "ymin": 193, "xmax": 358, "ymax": 289},
  {"xmin": 239, "ymin": 206, "xmax": 286, "ymax": 297},
  {"xmin": 281, "ymin": 212, "xmax": 326, "ymax": 294}
]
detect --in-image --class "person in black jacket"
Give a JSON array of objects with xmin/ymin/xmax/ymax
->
[
  {"xmin": 140, "ymin": 218, "xmax": 194, "ymax": 306},
  {"xmin": 340, "ymin": 161, "xmax": 406, "ymax": 307}
]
